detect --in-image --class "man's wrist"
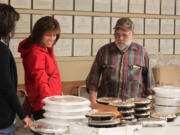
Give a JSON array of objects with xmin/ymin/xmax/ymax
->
[{"xmin": 146, "ymin": 95, "xmax": 152, "ymax": 100}]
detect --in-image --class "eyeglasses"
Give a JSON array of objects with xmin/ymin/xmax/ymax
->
[{"xmin": 114, "ymin": 33, "xmax": 131, "ymax": 39}]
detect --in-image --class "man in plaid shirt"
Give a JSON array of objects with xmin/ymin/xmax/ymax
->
[{"xmin": 86, "ymin": 17, "xmax": 155, "ymax": 103}]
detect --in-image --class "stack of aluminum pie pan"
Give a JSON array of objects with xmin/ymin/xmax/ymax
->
[
  {"xmin": 85, "ymin": 109, "xmax": 121, "ymax": 128},
  {"xmin": 109, "ymin": 100, "xmax": 135, "ymax": 121},
  {"xmin": 127, "ymin": 98, "xmax": 151, "ymax": 119}
]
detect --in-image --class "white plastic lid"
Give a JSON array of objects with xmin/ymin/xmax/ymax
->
[
  {"xmin": 43, "ymin": 105, "xmax": 91, "ymax": 113},
  {"xmin": 42, "ymin": 95, "xmax": 90, "ymax": 106},
  {"xmin": 154, "ymin": 86, "xmax": 180, "ymax": 98},
  {"xmin": 44, "ymin": 112, "xmax": 86, "ymax": 120}
]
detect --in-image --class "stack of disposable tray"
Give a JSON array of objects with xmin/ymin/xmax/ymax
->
[
  {"xmin": 42, "ymin": 95, "xmax": 91, "ymax": 127},
  {"xmin": 127, "ymin": 98, "xmax": 151, "ymax": 119},
  {"xmin": 109, "ymin": 100, "xmax": 135, "ymax": 121},
  {"xmin": 154, "ymin": 86, "xmax": 180, "ymax": 114},
  {"xmin": 85, "ymin": 109, "xmax": 121, "ymax": 128}
]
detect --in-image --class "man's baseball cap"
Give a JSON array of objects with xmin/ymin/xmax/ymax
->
[{"xmin": 113, "ymin": 17, "xmax": 134, "ymax": 31}]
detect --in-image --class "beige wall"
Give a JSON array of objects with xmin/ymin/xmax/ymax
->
[
  {"xmin": 16, "ymin": 57, "xmax": 94, "ymax": 84},
  {"xmin": 57, "ymin": 57, "xmax": 94, "ymax": 82},
  {"xmin": 16, "ymin": 54, "xmax": 180, "ymax": 84}
]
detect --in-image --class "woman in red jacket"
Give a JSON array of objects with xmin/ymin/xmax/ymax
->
[{"xmin": 18, "ymin": 16, "xmax": 62, "ymax": 120}]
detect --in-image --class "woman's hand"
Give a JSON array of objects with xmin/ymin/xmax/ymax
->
[{"xmin": 23, "ymin": 116, "xmax": 34, "ymax": 128}]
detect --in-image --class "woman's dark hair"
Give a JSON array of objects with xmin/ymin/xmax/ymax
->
[
  {"xmin": 0, "ymin": 3, "xmax": 19, "ymax": 43},
  {"xmin": 31, "ymin": 16, "xmax": 60, "ymax": 46}
]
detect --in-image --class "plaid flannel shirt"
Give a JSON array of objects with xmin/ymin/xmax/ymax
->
[{"xmin": 86, "ymin": 42, "xmax": 155, "ymax": 101}]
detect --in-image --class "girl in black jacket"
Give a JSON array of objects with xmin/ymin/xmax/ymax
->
[{"xmin": 0, "ymin": 3, "xmax": 33, "ymax": 135}]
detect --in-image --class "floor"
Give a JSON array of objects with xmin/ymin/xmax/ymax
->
[
  {"xmin": 15, "ymin": 112, "xmax": 33, "ymax": 135},
  {"xmin": 16, "ymin": 127, "xmax": 33, "ymax": 135}
]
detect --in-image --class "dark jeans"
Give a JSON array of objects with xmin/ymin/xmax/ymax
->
[
  {"xmin": 0, "ymin": 124, "xmax": 15, "ymax": 135},
  {"xmin": 31, "ymin": 110, "xmax": 45, "ymax": 135}
]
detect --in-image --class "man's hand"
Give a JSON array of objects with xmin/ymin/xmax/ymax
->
[{"xmin": 89, "ymin": 90, "xmax": 97, "ymax": 104}]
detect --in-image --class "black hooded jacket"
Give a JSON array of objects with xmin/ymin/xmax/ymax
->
[{"xmin": 0, "ymin": 41, "xmax": 26, "ymax": 129}]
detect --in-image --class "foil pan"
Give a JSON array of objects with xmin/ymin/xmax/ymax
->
[
  {"xmin": 30, "ymin": 119, "xmax": 68, "ymax": 134},
  {"xmin": 138, "ymin": 118, "xmax": 167, "ymax": 127}
]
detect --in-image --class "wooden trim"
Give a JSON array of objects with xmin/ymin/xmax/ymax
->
[
  {"xmin": 14, "ymin": 9, "xmax": 180, "ymax": 40},
  {"xmin": 15, "ymin": 57, "xmax": 95, "ymax": 62},
  {"xmin": 16, "ymin": 9, "xmax": 180, "ymax": 19},
  {"xmin": 15, "ymin": 54, "xmax": 180, "ymax": 62},
  {"xmin": 17, "ymin": 80, "xmax": 87, "ymax": 96},
  {"xmin": 14, "ymin": 33, "xmax": 180, "ymax": 39}
]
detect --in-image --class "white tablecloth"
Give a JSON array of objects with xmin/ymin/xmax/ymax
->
[
  {"xmin": 135, "ymin": 117, "xmax": 180, "ymax": 135},
  {"xmin": 61, "ymin": 116, "xmax": 180, "ymax": 135}
]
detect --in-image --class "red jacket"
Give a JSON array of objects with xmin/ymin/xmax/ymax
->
[{"xmin": 18, "ymin": 38, "xmax": 62, "ymax": 111}]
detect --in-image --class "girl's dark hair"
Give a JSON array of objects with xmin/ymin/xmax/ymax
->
[
  {"xmin": 31, "ymin": 16, "xmax": 60, "ymax": 46},
  {"xmin": 0, "ymin": 3, "xmax": 19, "ymax": 42}
]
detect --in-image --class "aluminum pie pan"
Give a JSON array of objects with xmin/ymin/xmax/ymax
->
[
  {"xmin": 88, "ymin": 118, "xmax": 120, "ymax": 124},
  {"xmin": 135, "ymin": 109, "xmax": 151, "ymax": 114},
  {"xmin": 151, "ymin": 113, "xmax": 176, "ymax": 122},
  {"xmin": 86, "ymin": 113, "xmax": 115, "ymax": 121},
  {"xmin": 85, "ymin": 109, "xmax": 120, "ymax": 121},
  {"xmin": 97, "ymin": 97, "xmax": 122, "ymax": 105},
  {"xmin": 30, "ymin": 119, "xmax": 68, "ymax": 134},
  {"xmin": 120, "ymin": 109, "xmax": 135, "ymax": 114},
  {"xmin": 138, "ymin": 118, "xmax": 167, "ymax": 127},
  {"xmin": 110, "ymin": 101, "xmax": 135, "ymax": 111},
  {"xmin": 127, "ymin": 98, "xmax": 151, "ymax": 108},
  {"xmin": 134, "ymin": 105, "xmax": 151, "ymax": 110},
  {"xmin": 134, "ymin": 112, "xmax": 151, "ymax": 119},
  {"xmin": 134, "ymin": 111, "xmax": 151, "ymax": 116},
  {"xmin": 127, "ymin": 98, "xmax": 151, "ymax": 104},
  {"xmin": 88, "ymin": 118, "xmax": 120, "ymax": 128},
  {"xmin": 109, "ymin": 101, "xmax": 135, "ymax": 107},
  {"xmin": 122, "ymin": 114, "xmax": 135, "ymax": 121}
]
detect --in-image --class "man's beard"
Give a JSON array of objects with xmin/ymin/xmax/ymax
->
[{"xmin": 115, "ymin": 40, "xmax": 132, "ymax": 51}]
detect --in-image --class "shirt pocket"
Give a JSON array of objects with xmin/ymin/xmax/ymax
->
[
  {"xmin": 128, "ymin": 64, "xmax": 142, "ymax": 81},
  {"xmin": 102, "ymin": 64, "xmax": 117, "ymax": 80}
]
